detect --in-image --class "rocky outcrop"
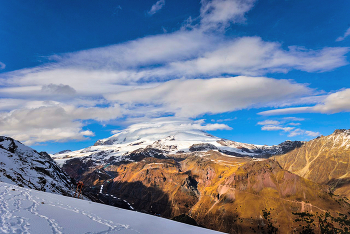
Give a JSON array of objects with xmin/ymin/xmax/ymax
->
[{"xmin": 189, "ymin": 143, "xmax": 218, "ymax": 152}]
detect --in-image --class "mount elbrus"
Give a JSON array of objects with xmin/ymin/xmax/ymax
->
[{"xmin": 51, "ymin": 127, "xmax": 350, "ymax": 233}]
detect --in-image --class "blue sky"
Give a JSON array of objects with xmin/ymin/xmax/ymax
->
[{"xmin": 1, "ymin": 0, "xmax": 350, "ymax": 153}]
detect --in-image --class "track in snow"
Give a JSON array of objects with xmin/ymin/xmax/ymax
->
[{"xmin": 0, "ymin": 182, "xmax": 222, "ymax": 234}]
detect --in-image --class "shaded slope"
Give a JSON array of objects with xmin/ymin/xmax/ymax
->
[{"xmin": 0, "ymin": 136, "xmax": 74, "ymax": 196}]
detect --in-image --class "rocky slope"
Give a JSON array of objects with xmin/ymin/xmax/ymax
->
[
  {"xmin": 274, "ymin": 129, "xmax": 350, "ymax": 199},
  {"xmin": 0, "ymin": 136, "xmax": 74, "ymax": 196},
  {"xmin": 60, "ymin": 148, "xmax": 349, "ymax": 233}
]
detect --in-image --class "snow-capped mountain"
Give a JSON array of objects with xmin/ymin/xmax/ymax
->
[
  {"xmin": 52, "ymin": 121, "xmax": 303, "ymax": 166},
  {"xmin": 0, "ymin": 136, "xmax": 73, "ymax": 196},
  {"xmin": 0, "ymin": 182, "xmax": 222, "ymax": 234}
]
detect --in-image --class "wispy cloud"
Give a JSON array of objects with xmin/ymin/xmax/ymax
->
[
  {"xmin": 259, "ymin": 89, "xmax": 350, "ymax": 116},
  {"xmin": 288, "ymin": 129, "xmax": 320, "ymax": 137},
  {"xmin": 261, "ymin": 125, "xmax": 294, "ymax": 132},
  {"xmin": 200, "ymin": 0, "xmax": 256, "ymax": 30},
  {"xmin": 147, "ymin": 0, "xmax": 165, "ymax": 16},
  {"xmin": 259, "ymin": 107, "xmax": 314, "ymax": 116},
  {"xmin": 336, "ymin": 27, "xmax": 350, "ymax": 42},
  {"xmin": 0, "ymin": 62, "xmax": 5, "ymax": 70},
  {"xmin": 106, "ymin": 76, "xmax": 312, "ymax": 117},
  {"xmin": 258, "ymin": 118, "xmax": 319, "ymax": 138},
  {"xmin": 257, "ymin": 120, "xmax": 281, "ymax": 125},
  {"xmin": 110, "ymin": 118, "xmax": 232, "ymax": 139}
]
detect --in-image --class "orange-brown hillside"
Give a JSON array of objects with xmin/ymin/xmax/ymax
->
[
  {"xmin": 274, "ymin": 129, "xmax": 350, "ymax": 200},
  {"xmin": 63, "ymin": 150, "xmax": 350, "ymax": 233}
]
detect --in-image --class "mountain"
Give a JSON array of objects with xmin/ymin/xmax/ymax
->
[
  {"xmin": 274, "ymin": 129, "xmax": 350, "ymax": 199},
  {"xmin": 60, "ymin": 149, "xmax": 350, "ymax": 233},
  {"xmin": 52, "ymin": 122, "xmax": 303, "ymax": 166},
  {"xmin": 0, "ymin": 182, "xmax": 222, "ymax": 234},
  {"xmin": 53, "ymin": 124, "xmax": 350, "ymax": 233},
  {"xmin": 0, "ymin": 136, "xmax": 74, "ymax": 196}
]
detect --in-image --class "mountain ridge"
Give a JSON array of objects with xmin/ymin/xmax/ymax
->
[
  {"xmin": 0, "ymin": 136, "xmax": 74, "ymax": 196},
  {"xmin": 274, "ymin": 129, "xmax": 350, "ymax": 199}
]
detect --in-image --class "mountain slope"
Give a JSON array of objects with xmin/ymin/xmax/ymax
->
[
  {"xmin": 0, "ymin": 136, "xmax": 74, "ymax": 196},
  {"xmin": 274, "ymin": 129, "xmax": 350, "ymax": 199},
  {"xmin": 0, "ymin": 182, "xmax": 222, "ymax": 234},
  {"xmin": 61, "ymin": 149, "xmax": 350, "ymax": 233}
]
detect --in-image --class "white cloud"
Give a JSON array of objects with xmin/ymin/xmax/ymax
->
[
  {"xmin": 200, "ymin": 0, "xmax": 256, "ymax": 30},
  {"xmin": 313, "ymin": 89, "xmax": 350, "ymax": 113},
  {"xmin": 111, "ymin": 118, "xmax": 232, "ymax": 138},
  {"xmin": 288, "ymin": 122, "xmax": 301, "ymax": 126},
  {"xmin": 2, "ymin": 35, "xmax": 347, "ymax": 100},
  {"xmin": 336, "ymin": 27, "xmax": 350, "ymax": 42},
  {"xmin": 261, "ymin": 125, "xmax": 294, "ymax": 132},
  {"xmin": 50, "ymin": 30, "xmax": 216, "ymax": 71},
  {"xmin": 166, "ymin": 37, "xmax": 349, "ymax": 76},
  {"xmin": 259, "ymin": 89, "xmax": 350, "ymax": 116},
  {"xmin": 283, "ymin": 117, "xmax": 304, "ymax": 121},
  {"xmin": 147, "ymin": 0, "xmax": 165, "ymax": 16},
  {"xmin": 0, "ymin": 99, "xmax": 28, "ymax": 111},
  {"xmin": 259, "ymin": 107, "xmax": 314, "ymax": 116},
  {"xmin": 0, "ymin": 62, "xmax": 5, "ymax": 70},
  {"xmin": 41, "ymin": 84, "xmax": 76, "ymax": 96},
  {"xmin": 288, "ymin": 129, "xmax": 320, "ymax": 137},
  {"xmin": 258, "ymin": 117, "xmax": 319, "ymax": 138},
  {"xmin": 0, "ymin": 104, "xmax": 121, "ymax": 145},
  {"xmin": 257, "ymin": 120, "xmax": 280, "ymax": 125},
  {"xmin": 106, "ymin": 76, "xmax": 312, "ymax": 117}
]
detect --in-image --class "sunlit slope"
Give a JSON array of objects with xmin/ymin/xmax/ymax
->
[
  {"xmin": 64, "ymin": 150, "xmax": 349, "ymax": 233},
  {"xmin": 274, "ymin": 129, "xmax": 350, "ymax": 199}
]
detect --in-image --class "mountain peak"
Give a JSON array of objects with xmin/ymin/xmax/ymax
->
[
  {"xmin": 0, "ymin": 135, "xmax": 74, "ymax": 196},
  {"xmin": 332, "ymin": 129, "xmax": 350, "ymax": 135}
]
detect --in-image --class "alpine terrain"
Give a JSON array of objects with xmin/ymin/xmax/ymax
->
[
  {"xmin": 0, "ymin": 136, "xmax": 74, "ymax": 196},
  {"xmin": 274, "ymin": 129, "xmax": 350, "ymax": 200},
  {"xmin": 53, "ymin": 123, "xmax": 350, "ymax": 233}
]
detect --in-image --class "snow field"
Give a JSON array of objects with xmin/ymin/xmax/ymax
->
[{"xmin": 0, "ymin": 182, "xmax": 222, "ymax": 234}]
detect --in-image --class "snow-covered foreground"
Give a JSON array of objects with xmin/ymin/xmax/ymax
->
[{"xmin": 0, "ymin": 182, "xmax": 222, "ymax": 234}]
